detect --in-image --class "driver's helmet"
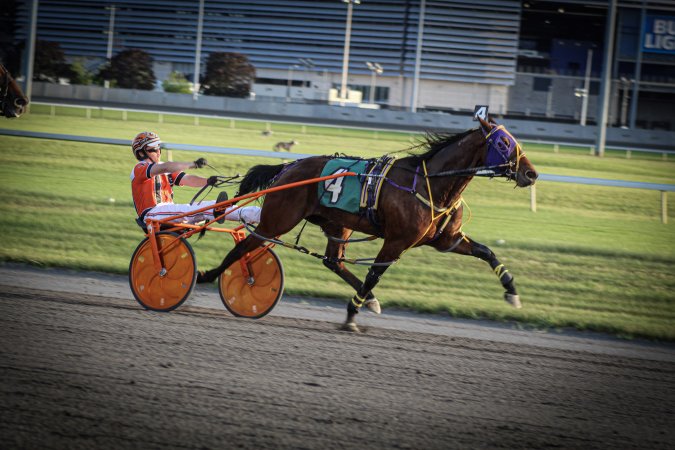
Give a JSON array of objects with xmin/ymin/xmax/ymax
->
[{"xmin": 132, "ymin": 131, "xmax": 161, "ymax": 160}]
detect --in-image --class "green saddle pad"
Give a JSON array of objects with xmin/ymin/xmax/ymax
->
[{"xmin": 318, "ymin": 158, "xmax": 369, "ymax": 213}]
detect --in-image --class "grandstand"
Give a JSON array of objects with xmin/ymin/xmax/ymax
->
[{"xmin": 8, "ymin": 0, "xmax": 675, "ymax": 130}]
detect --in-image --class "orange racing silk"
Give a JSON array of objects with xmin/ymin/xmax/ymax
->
[{"xmin": 130, "ymin": 161, "xmax": 185, "ymax": 217}]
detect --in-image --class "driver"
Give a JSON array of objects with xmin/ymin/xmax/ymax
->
[{"xmin": 130, "ymin": 131, "xmax": 260, "ymax": 228}]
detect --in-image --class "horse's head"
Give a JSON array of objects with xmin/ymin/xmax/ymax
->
[
  {"xmin": 0, "ymin": 64, "xmax": 29, "ymax": 118},
  {"xmin": 477, "ymin": 116, "xmax": 537, "ymax": 187}
]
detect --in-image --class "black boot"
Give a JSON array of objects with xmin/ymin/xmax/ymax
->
[{"xmin": 214, "ymin": 191, "xmax": 229, "ymax": 224}]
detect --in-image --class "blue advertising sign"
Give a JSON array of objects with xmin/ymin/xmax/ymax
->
[{"xmin": 643, "ymin": 15, "xmax": 675, "ymax": 54}]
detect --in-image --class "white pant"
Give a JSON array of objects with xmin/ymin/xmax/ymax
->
[{"xmin": 145, "ymin": 202, "xmax": 261, "ymax": 225}]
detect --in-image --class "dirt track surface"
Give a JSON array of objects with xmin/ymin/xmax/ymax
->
[{"xmin": 1, "ymin": 265, "xmax": 674, "ymax": 449}]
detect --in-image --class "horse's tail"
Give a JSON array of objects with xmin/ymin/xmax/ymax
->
[{"xmin": 237, "ymin": 163, "xmax": 286, "ymax": 196}]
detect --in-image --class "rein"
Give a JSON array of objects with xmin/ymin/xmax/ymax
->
[
  {"xmin": 188, "ymin": 168, "xmax": 242, "ymax": 205},
  {"xmin": 425, "ymin": 162, "xmax": 513, "ymax": 178}
]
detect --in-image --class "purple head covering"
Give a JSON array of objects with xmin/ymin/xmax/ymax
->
[{"xmin": 482, "ymin": 124, "xmax": 521, "ymax": 169}]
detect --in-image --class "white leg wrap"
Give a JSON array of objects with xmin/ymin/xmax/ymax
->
[
  {"xmin": 364, "ymin": 297, "xmax": 381, "ymax": 314},
  {"xmin": 504, "ymin": 293, "xmax": 522, "ymax": 309}
]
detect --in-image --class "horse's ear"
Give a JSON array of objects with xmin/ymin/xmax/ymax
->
[
  {"xmin": 477, "ymin": 115, "xmax": 492, "ymax": 132},
  {"xmin": 487, "ymin": 114, "xmax": 498, "ymax": 125}
]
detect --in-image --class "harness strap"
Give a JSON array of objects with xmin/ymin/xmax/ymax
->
[
  {"xmin": 415, "ymin": 192, "xmax": 451, "ymax": 213},
  {"xmin": 413, "ymin": 162, "xmax": 463, "ymax": 214},
  {"xmin": 438, "ymin": 232, "xmax": 468, "ymax": 253},
  {"xmin": 383, "ymin": 164, "xmax": 417, "ymax": 194},
  {"xmin": 324, "ymin": 232, "xmax": 378, "ymax": 244}
]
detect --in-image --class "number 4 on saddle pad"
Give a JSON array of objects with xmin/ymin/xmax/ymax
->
[{"xmin": 317, "ymin": 158, "xmax": 369, "ymax": 213}]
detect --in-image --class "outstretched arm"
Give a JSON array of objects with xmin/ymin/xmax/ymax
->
[
  {"xmin": 179, "ymin": 174, "xmax": 208, "ymax": 187},
  {"xmin": 148, "ymin": 157, "xmax": 207, "ymax": 177},
  {"xmin": 148, "ymin": 157, "xmax": 212, "ymax": 187}
]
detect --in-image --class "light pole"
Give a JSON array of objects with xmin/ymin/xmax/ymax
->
[
  {"xmin": 629, "ymin": 5, "xmax": 646, "ymax": 129},
  {"xmin": 22, "ymin": 0, "xmax": 38, "ymax": 101},
  {"xmin": 365, "ymin": 61, "xmax": 383, "ymax": 104},
  {"xmin": 104, "ymin": 4, "xmax": 116, "ymax": 89},
  {"xmin": 580, "ymin": 49, "xmax": 593, "ymax": 126},
  {"xmin": 340, "ymin": 0, "xmax": 360, "ymax": 103},
  {"xmin": 595, "ymin": 0, "xmax": 617, "ymax": 157},
  {"xmin": 411, "ymin": 0, "xmax": 426, "ymax": 112},
  {"xmin": 193, "ymin": 0, "xmax": 205, "ymax": 100},
  {"xmin": 286, "ymin": 64, "xmax": 299, "ymax": 101}
]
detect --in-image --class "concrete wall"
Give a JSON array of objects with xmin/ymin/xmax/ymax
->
[{"xmin": 31, "ymin": 82, "xmax": 674, "ymax": 150}]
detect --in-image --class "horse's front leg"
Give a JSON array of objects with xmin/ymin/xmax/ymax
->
[
  {"xmin": 342, "ymin": 265, "xmax": 389, "ymax": 332},
  {"xmin": 343, "ymin": 240, "xmax": 405, "ymax": 332},
  {"xmin": 437, "ymin": 233, "xmax": 521, "ymax": 308},
  {"xmin": 322, "ymin": 225, "xmax": 380, "ymax": 314}
]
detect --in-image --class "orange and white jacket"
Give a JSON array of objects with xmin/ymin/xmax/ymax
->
[{"xmin": 130, "ymin": 161, "xmax": 185, "ymax": 218}]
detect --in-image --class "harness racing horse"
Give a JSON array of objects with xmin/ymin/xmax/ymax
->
[
  {"xmin": 0, "ymin": 64, "xmax": 29, "ymax": 118},
  {"xmin": 198, "ymin": 117, "xmax": 538, "ymax": 331}
]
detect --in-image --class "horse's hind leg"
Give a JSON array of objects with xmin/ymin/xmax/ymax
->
[
  {"xmin": 441, "ymin": 233, "xmax": 521, "ymax": 308},
  {"xmin": 200, "ymin": 189, "xmax": 311, "ymax": 283},
  {"xmin": 197, "ymin": 234, "xmax": 265, "ymax": 283},
  {"xmin": 322, "ymin": 226, "xmax": 380, "ymax": 314}
]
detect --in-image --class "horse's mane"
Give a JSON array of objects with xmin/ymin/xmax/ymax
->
[{"xmin": 406, "ymin": 128, "xmax": 478, "ymax": 164}]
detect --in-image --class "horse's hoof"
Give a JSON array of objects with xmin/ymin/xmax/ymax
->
[
  {"xmin": 340, "ymin": 322, "xmax": 360, "ymax": 333},
  {"xmin": 196, "ymin": 271, "xmax": 206, "ymax": 283},
  {"xmin": 364, "ymin": 298, "xmax": 381, "ymax": 314},
  {"xmin": 504, "ymin": 293, "xmax": 522, "ymax": 309},
  {"xmin": 197, "ymin": 270, "xmax": 214, "ymax": 284}
]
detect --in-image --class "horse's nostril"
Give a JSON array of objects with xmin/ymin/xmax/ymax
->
[
  {"xmin": 526, "ymin": 170, "xmax": 538, "ymax": 181},
  {"xmin": 15, "ymin": 98, "xmax": 27, "ymax": 107}
]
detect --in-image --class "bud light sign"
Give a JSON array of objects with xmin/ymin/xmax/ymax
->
[{"xmin": 643, "ymin": 15, "xmax": 675, "ymax": 54}]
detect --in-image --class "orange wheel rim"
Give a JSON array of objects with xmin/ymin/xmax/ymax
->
[
  {"xmin": 219, "ymin": 248, "xmax": 284, "ymax": 318},
  {"xmin": 129, "ymin": 233, "xmax": 196, "ymax": 311}
]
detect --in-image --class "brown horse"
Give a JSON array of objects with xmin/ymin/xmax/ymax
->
[
  {"xmin": 0, "ymin": 64, "xmax": 29, "ymax": 118},
  {"xmin": 198, "ymin": 117, "xmax": 538, "ymax": 331}
]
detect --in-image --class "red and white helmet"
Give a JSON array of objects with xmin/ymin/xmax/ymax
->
[{"xmin": 132, "ymin": 131, "xmax": 162, "ymax": 160}]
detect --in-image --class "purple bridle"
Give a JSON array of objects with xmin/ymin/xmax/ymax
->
[{"xmin": 482, "ymin": 124, "xmax": 523, "ymax": 174}]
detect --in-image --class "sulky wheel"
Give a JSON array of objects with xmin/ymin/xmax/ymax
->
[
  {"xmin": 218, "ymin": 247, "xmax": 284, "ymax": 319},
  {"xmin": 129, "ymin": 232, "xmax": 197, "ymax": 312}
]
